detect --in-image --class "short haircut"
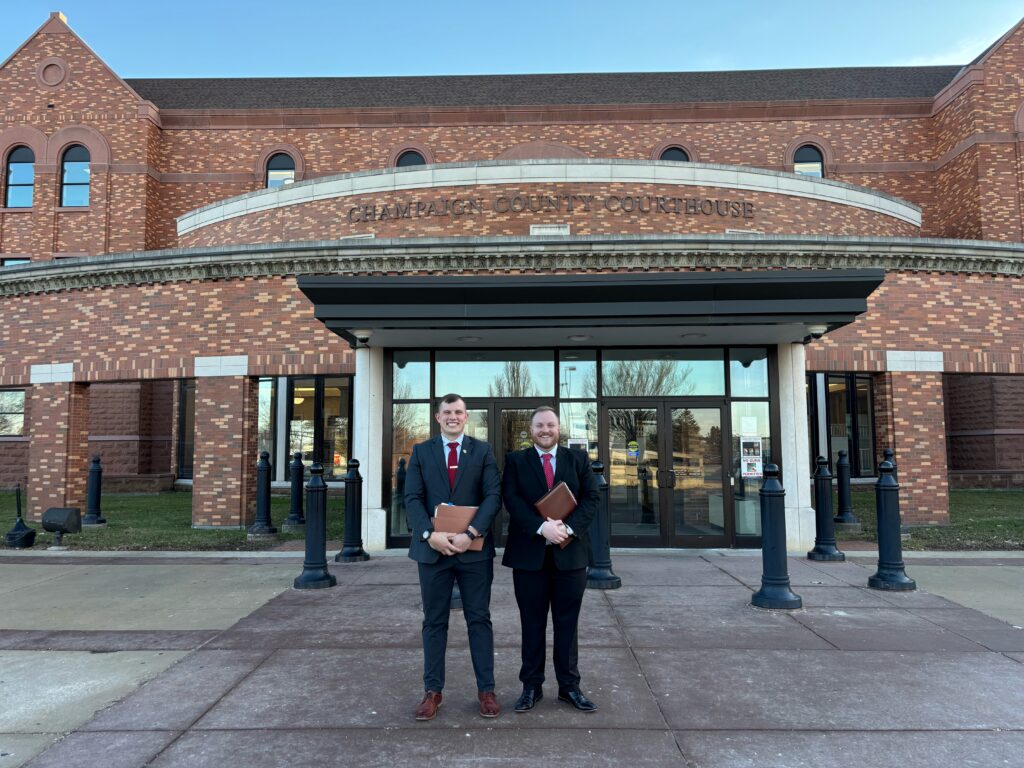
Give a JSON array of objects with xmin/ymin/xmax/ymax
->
[
  {"xmin": 531, "ymin": 405, "xmax": 558, "ymax": 421},
  {"xmin": 435, "ymin": 393, "xmax": 466, "ymax": 412}
]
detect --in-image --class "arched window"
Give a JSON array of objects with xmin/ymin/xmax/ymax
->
[
  {"xmin": 60, "ymin": 145, "xmax": 90, "ymax": 206},
  {"xmin": 4, "ymin": 146, "xmax": 35, "ymax": 208},
  {"xmin": 265, "ymin": 153, "xmax": 295, "ymax": 188},
  {"xmin": 659, "ymin": 146, "xmax": 690, "ymax": 162},
  {"xmin": 396, "ymin": 150, "xmax": 426, "ymax": 168},
  {"xmin": 793, "ymin": 145, "xmax": 824, "ymax": 178}
]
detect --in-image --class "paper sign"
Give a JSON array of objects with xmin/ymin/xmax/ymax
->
[{"xmin": 740, "ymin": 436, "xmax": 763, "ymax": 478}]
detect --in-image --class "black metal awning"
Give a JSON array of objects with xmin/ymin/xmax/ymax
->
[{"xmin": 297, "ymin": 270, "xmax": 883, "ymax": 348}]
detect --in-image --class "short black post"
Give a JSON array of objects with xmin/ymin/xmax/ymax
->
[
  {"xmin": 4, "ymin": 483, "xmax": 36, "ymax": 549},
  {"xmin": 833, "ymin": 450, "xmax": 860, "ymax": 529},
  {"xmin": 82, "ymin": 456, "xmax": 107, "ymax": 527},
  {"xmin": 336, "ymin": 458, "xmax": 369, "ymax": 562},
  {"xmin": 294, "ymin": 463, "xmax": 336, "ymax": 589},
  {"xmin": 883, "ymin": 448, "xmax": 898, "ymax": 483},
  {"xmin": 283, "ymin": 452, "xmax": 306, "ymax": 531},
  {"xmin": 396, "ymin": 457, "xmax": 407, "ymax": 521},
  {"xmin": 247, "ymin": 451, "xmax": 278, "ymax": 539},
  {"xmin": 587, "ymin": 461, "xmax": 621, "ymax": 589},
  {"xmin": 868, "ymin": 460, "xmax": 916, "ymax": 591},
  {"xmin": 751, "ymin": 464, "xmax": 802, "ymax": 609},
  {"xmin": 808, "ymin": 456, "xmax": 844, "ymax": 561}
]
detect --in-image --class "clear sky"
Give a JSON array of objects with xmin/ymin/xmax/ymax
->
[{"xmin": 1, "ymin": 1, "xmax": 1022, "ymax": 78}]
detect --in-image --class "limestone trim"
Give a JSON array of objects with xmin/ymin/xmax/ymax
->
[
  {"xmin": 4, "ymin": 234, "xmax": 1024, "ymax": 298},
  {"xmin": 176, "ymin": 159, "xmax": 922, "ymax": 236}
]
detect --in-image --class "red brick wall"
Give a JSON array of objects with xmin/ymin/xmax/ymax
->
[
  {"xmin": 888, "ymin": 372, "xmax": 948, "ymax": 524},
  {"xmin": 25, "ymin": 382, "xmax": 89, "ymax": 521}
]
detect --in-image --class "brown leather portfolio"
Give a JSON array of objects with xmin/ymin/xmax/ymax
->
[
  {"xmin": 534, "ymin": 482, "xmax": 578, "ymax": 549},
  {"xmin": 433, "ymin": 504, "xmax": 484, "ymax": 551}
]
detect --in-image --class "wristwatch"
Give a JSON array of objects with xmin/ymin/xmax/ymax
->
[
  {"xmin": 464, "ymin": 529, "xmax": 478, "ymax": 541},
  {"xmin": 421, "ymin": 529, "xmax": 432, "ymax": 543}
]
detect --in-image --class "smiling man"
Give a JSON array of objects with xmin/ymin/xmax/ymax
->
[
  {"xmin": 501, "ymin": 405, "xmax": 600, "ymax": 713},
  {"xmin": 404, "ymin": 393, "xmax": 502, "ymax": 721}
]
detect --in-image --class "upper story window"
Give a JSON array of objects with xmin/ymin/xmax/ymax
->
[
  {"xmin": 659, "ymin": 147, "xmax": 690, "ymax": 162},
  {"xmin": 266, "ymin": 153, "xmax": 295, "ymax": 188},
  {"xmin": 0, "ymin": 258, "xmax": 30, "ymax": 268},
  {"xmin": 396, "ymin": 150, "xmax": 426, "ymax": 168},
  {"xmin": 793, "ymin": 145, "xmax": 824, "ymax": 178},
  {"xmin": 60, "ymin": 145, "xmax": 91, "ymax": 206},
  {"xmin": 0, "ymin": 390, "xmax": 26, "ymax": 436},
  {"xmin": 4, "ymin": 146, "xmax": 35, "ymax": 208}
]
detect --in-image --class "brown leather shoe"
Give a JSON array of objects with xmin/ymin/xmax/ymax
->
[
  {"xmin": 478, "ymin": 690, "xmax": 500, "ymax": 718},
  {"xmin": 415, "ymin": 691, "xmax": 442, "ymax": 721}
]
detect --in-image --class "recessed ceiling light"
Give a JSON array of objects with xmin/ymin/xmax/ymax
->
[
  {"xmin": 562, "ymin": 354, "xmax": 581, "ymax": 360},
  {"xmin": 680, "ymin": 332, "xmax": 706, "ymax": 339},
  {"xmin": 456, "ymin": 335, "xmax": 481, "ymax": 342},
  {"xmin": 567, "ymin": 334, "xmax": 591, "ymax": 341}
]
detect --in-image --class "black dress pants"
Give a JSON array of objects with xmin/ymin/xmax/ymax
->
[{"xmin": 512, "ymin": 546, "xmax": 588, "ymax": 690}]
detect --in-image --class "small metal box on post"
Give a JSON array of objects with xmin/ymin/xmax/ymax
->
[
  {"xmin": 294, "ymin": 462, "xmax": 336, "ymax": 590},
  {"xmin": 42, "ymin": 507, "xmax": 81, "ymax": 551},
  {"xmin": 587, "ymin": 460, "xmax": 621, "ymax": 590},
  {"xmin": 808, "ymin": 456, "xmax": 844, "ymax": 561},
  {"xmin": 751, "ymin": 464, "xmax": 802, "ymax": 610},
  {"xmin": 82, "ymin": 456, "xmax": 107, "ymax": 528},
  {"xmin": 336, "ymin": 458, "xmax": 369, "ymax": 563},
  {"xmin": 833, "ymin": 450, "xmax": 860, "ymax": 530},
  {"xmin": 247, "ymin": 451, "xmax": 278, "ymax": 540},
  {"xmin": 868, "ymin": 459, "xmax": 916, "ymax": 591},
  {"xmin": 283, "ymin": 452, "xmax": 306, "ymax": 532}
]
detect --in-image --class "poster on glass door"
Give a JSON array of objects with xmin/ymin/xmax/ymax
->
[{"xmin": 740, "ymin": 436, "xmax": 763, "ymax": 478}]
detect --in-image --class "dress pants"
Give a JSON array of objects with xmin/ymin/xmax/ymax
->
[
  {"xmin": 512, "ymin": 546, "xmax": 588, "ymax": 690},
  {"xmin": 418, "ymin": 556, "xmax": 495, "ymax": 692}
]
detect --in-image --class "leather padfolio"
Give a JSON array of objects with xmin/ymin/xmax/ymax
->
[
  {"xmin": 433, "ymin": 504, "xmax": 484, "ymax": 551},
  {"xmin": 534, "ymin": 482, "xmax": 578, "ymax": 549}
]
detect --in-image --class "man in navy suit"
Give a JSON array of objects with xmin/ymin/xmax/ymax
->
[
  {"xmin": 405, "ymin": 393, "xmax": 502, "ymax": 721},
  {"xmin": 502, "ymin": 405, "xmax": 600, "ymax": 713}
]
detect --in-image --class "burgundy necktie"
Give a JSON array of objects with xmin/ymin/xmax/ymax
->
[
  {"xmin": 541, "ymin": 452, "xmax": 554, "ymax": 490},
  {"xmin": 447, "ymin": 442, "xmax": 459, "ymax": 490}
]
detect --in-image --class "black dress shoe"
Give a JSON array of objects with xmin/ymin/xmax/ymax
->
[
  {"xmin": 514, "ymin": 686, "xmax": 543, "ymax": 712},
  {"xmin": 558, "ymin": 689, "xmax": 597, "ymax": 712}
]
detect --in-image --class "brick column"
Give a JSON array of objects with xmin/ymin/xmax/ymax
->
[
  {"xmin": 192, "ymin": 375, "xmax": 258, "ymax": 527},
  {"xmin": 26, "ymin": 382, "xmax": 90, "ymax": 521},
  {"xmin": 887, "ymin": 371, "xmax": 950, "ymax": 525}
]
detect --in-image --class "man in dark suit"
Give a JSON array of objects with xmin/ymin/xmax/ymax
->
[
  {"xmin": 502, "ymin": 405, "xmax": 600, "ymax": 713},
  {"xmin": 405, "ymin": 393, "xmax": 502, "ymax": 721}
]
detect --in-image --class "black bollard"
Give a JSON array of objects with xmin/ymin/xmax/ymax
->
[
  {"xmin": 883, "ymin": 448, "xmax": 898, "ymax": 483},
  {"xmin": 868, "ymin": 460, "xmax": 916, "ymax": 591},
  {"xmin": 808, "ymin": 456, "xmax": 844, "ymax": 561},
  {"xmin": 283, "ymin": 452, "xmax": 306, "ymax": 531},
  {"xmin": 4, "ymin": 482, "xmax": 36, "ymax": 549},
  {"xmin": 247, "ymin": 451, "xmax": 278, "ymax": 539},
  {"xmin": 294, "ymin": 463, "xmax": 336, "ymax": 589},
  {"xmin": 336, "ymin": 458, "xmax": 369, "ymax": 562},
  {"xmin": 833, "ymin": 450, "xmax": 860, "ymax": 529},
  {"xmin": 751, "ymin": 464, "xmax": 802, "ymax": 609},
  {"xmin": 396, "ymin": 457, "xmax": 407, "ymax": 525},
  {"xmin": 82, "ymin": 456, "xmax": 107, "ymax": 527},
  {"xmin": 587, "ymin": 461, "xmax": 621, "ymax": 589}
]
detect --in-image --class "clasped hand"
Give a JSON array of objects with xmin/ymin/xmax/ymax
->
[
  {"xmin": 541, "ymin": 518, "xmax": 569, "ymax": 545},
  {"xmin": 427, "ymin": 531, "xmax": 472, "ymax": 555}
]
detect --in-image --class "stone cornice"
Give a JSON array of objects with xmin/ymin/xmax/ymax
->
[{"xmin": 3, "ymin": 235, "xmax": 1024, "ymax": 298}]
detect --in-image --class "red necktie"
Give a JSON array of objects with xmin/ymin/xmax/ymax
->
[
  {"xmin": 447, "ymin": 442, "xmax": 459, "ymax": 490},
  {"xmin": 541, "ymin": 453, "xmax": 554, "ymax": 490}
]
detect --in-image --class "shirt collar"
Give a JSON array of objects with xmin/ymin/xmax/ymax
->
[
  {"xmin": 534, "ymin": 445, "xmax": 556, "ymax": 458},
  {"xmin": 444, "ymin": 434, "xmax": 465, "ymax": 449}
]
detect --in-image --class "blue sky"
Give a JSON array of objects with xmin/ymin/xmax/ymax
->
[{"xmin": 2, "ymin": 1, "xmax": 1022, "ymax": 77}]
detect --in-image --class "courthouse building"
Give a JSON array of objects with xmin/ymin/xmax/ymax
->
[{"xmin": 2, "ymin": 12, "xmax": 1024, "ymax": 551}]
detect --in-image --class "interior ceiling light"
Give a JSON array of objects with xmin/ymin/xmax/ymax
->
[
  {"xmin": 567, "ymin": 334, "xmax": 591, "ymax": 341},
  {"xmin": 456, "ymin": 335, "xmax": 481, "ymax": 342},
  {"xmin": 680, "ymin": 332, "xmax": 706, "ymax": 339}
]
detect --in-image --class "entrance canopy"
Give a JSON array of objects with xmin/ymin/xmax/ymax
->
[{"xmin": 297, "ymin": 270, "xmax": 883, "ymax": 348}]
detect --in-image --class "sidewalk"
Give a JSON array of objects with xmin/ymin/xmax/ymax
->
[{"xmin": 1, "ymin": 549, "xmax": 1022, "ymax": 767}]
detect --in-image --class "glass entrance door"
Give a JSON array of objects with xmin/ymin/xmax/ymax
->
[{"xmin": 605, "ymin": 402, "xmax": 730, "ymax": 547}]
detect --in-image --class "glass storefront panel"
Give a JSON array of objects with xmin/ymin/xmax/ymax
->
[
  {"xmin": 257, "ymin": 378, "xmax": 276, "ymax": 463},
  {"xmin": 730, "ymin": 348, "xmax": 769, "ymax": 397},
  {"xmin": 463, "ymin": 408, "xmax": 489, "ymax": 442},
  {"xmin": 602, "ymin": 349, "xmax": 725, "ymax": 397},
  {"xmin": 731, "ymin": 401, "xmax": 771, "ymax": 536},
  {"xmin": 177, "ymin": 380, "xmax": 196, "ymax": 480},
  {"xmin": 671, "ymin": 408, "xmax": 725, "ymax": 536},
  {"xmin": 855, "ymin": 376, "xmax": 874, "ymax": 476},
  {"xmin": 289, "ymin": 377, "xmax": 316, "ymax": 469},
  {"xmin": 394, "ymin": 350, "xmax": 430, "ymax": 400},
  {"xmin": 559, "ymin": 351, "xmax": 597, "ymax": 399},
  {"xmin": 560, "ymin": 401, "xmax": 598, "ymax": 460},
  {"xmin": 607, "ymin": 406, "xmax": 660, "ymax": 537},
  {"xmin": 827, "ymin": 374, "xmax": 850, "ymax": 470},
  {"xmin": 323, "ymin": 377, "xmax": 350, "ymax": 480},
  {"xmin": 390, "ymin": 402, "xmax": 431, "ymax": 536},
  {"xmin": 436, "ymin": 350, "xmax": 554, "ymax": 398}
]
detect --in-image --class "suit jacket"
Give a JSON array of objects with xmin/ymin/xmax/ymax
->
[
  {"xmin": 501, "ymin": 446, "xmax": 599, "ymax": 571},
  {"xmin": 404, "ymin": 434, "xmax": 502, "ymax": 564}
]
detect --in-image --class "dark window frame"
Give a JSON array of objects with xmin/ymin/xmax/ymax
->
[
  {"xmin": 0, "ymin": 389, "xmax": 26, "ymax": 436},
  {"xmin": 265, "ymin": 152, "xmax": 296, "ymax": 188},
  {"xmin": 59, "ymin": 144, "xmax": 91, "ymax": 207},
  {"xmin": 395, "ymin": 150, "xmax": 426, "ymax": 168},
  {"xmin": 659, "ymin": 146, "xmax": 690, "ymax": 162},
  {"xmin": 793, "ymin": 144, "xmax": 825, "ymax": 178},
  {"xmin": 4, "ymin": 145, "xmax": 35, "ymax": 208}
]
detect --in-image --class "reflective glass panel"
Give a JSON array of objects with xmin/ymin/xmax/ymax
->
[
  {"xmin": 731, "ymin": 400, "xmax": 771, "ymax": 535},
  {"xmin": 7, "ymin": 159, "xmax": 34, "ymax": 185},
  {"xmin": 177, "ymin": 380, "xmax": 196, "ymax": 479},
  {"xmin": 6, "ymin": 185, "xmax": 32, "ymax": 208},
  {"xmin": 391, "ymin": 402, "xmax": 431, "ymax": 535},
  {"xmin": 435, "ymin": 351, "xmax": 554, "ymax": 398},
  {"xmin": 559, "ymin": 351, "xmax": 597, "ymax": 399},
  {"xmin": 393, "ymin": 351, "xmax": 430, "ymax": 399},
  {"xmin": 257, "ymin": 378, "xmax": 276, "ymax": 462},
  {"xmin": 855, "ymin": 376, "xmax": 875, "ymax": 476},
  {"xmin": 323, "ymin": 377, "xmax": 350, "ymax": 480},
  {"xmin": 671, "ymin": 408, "xmax": 724, "ymax": 536},
  {"xmin": 730, "ymin": 348, "xmax": 769, "ymax": 397},
  {"xmin": 289, "ymin": 378, "xmax": 316, "ymax": 468},
  {"xmin": 660, "ymin": 147, "xmax": 689, "ymax": 162},
  {"xmin": 62, "ymin": 160, "xmax": 90, "ymax": 185},
  {"xmin": 608, "ymin": 406, "xmax": 660, "ymax": 537},
  {"xmin": 0, "ymin": 390, "xmax": 26, "ymax": 436},
  {"xmin": 397, "ymin": 150, "xmax": 426, "ymax": 167},
  {"xmin": 267, "ymin": 169, "xmax": 294, "ymax": 188},
  {"xmin": 602, "ymin": 349, "xmax": 724, "ymax": 396},
  {"xmin": 560, "ymin": 401, "xmax": 598, "ymax": 460},
  {"xmin": 827, "ymin": 374, "xmax": 850, "ymax": 470}
]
